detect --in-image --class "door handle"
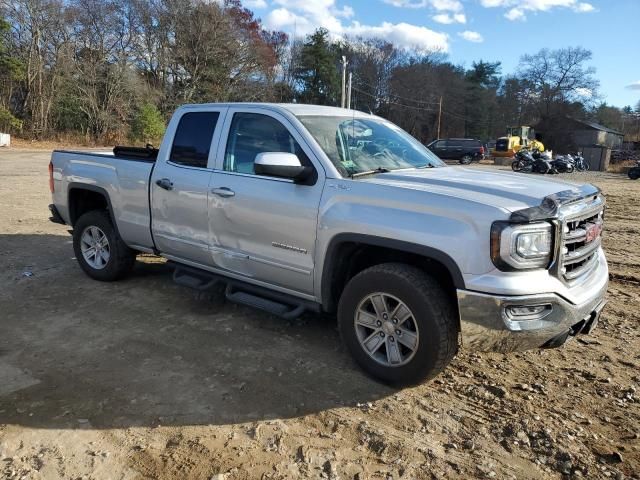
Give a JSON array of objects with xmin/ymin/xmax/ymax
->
[
  {"xmin": 211, "ymin": 187, "xmax": 235, "ymax": 198},
  {"xmin": 156, "ymin": 178, "xmax": 173, "ymax": 191}
]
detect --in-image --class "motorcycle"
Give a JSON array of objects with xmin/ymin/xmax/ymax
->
[
  {"xmin": 512, "ymin": 149, "xmax": 557, "ymax": 174},
  {"xmin": 530, "ymin": 150, "xmax": 558, "ymax": 174},
  {"xmin": 572, "ymin": 152, "xmax": 590, "ymax": 171},
  {"xmin": 551, "ymin": 154, "xmax": 575, "ymax": 173},
  {"xmin": 629, "ymin": 160, "xmax": 640, "ymax": 180},
  {"xmin": 511, "ymin": 149, "xmax": 534, "ymax": 172}
]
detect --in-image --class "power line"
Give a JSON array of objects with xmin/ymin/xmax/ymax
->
[
  {"xmin": 355, "ymin": 79, "xmax": 441, "ymax": 106},
  {"xmin": 351, "ymin": 87, "xmax": 468, "ymax": 121}
]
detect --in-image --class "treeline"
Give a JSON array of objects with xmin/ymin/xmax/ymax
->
[{"xmin": 1, "ymin": 0, "xmax": 639, "ymax": 148}]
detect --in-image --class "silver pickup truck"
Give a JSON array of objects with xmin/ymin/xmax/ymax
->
[{"xmin": 49, "ymin": 103, "xmax": 608, "ymax": 384}]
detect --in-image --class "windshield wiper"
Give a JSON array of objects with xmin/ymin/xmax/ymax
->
[{"xmin": 351, "ymin": 167, "xmax": 391, "ymax": 178}]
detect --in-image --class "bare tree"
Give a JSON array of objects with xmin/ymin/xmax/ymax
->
[{"xmin": 517, "ymin": 47, "xmax": 599, "ymax": 117}]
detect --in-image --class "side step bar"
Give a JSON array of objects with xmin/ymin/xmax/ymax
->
[
  {"xmin": 169, "ymin": 262, "xmax": 318, "ymax": 320},
  {"xmin": 173, "ymin": 265, "xmax": 221, "ymax": 291}
]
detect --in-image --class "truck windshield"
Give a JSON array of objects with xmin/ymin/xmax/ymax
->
[{"xmin": 297, "ymin": 115, "xmax": 445, "ymax": 177}]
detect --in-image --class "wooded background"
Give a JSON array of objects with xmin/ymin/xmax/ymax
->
[{"xmin": 1, "ymin": 0, "xmax": 639, "ymax": 150}]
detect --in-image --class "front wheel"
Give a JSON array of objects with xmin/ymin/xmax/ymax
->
[
  {"xmin": 629, "ymin": 168, "xmax": 640, "ymax": 180},
  {"xmin": 72, "ymin": 210, "xmax": 136, "ymax": 281},
  {"xmin": 511, "ymin": 160, "xmax": 522, "ymax": 172},
  {"xmin": 337, "ymin": 263, "xmax": 458, "ymax": 385}
]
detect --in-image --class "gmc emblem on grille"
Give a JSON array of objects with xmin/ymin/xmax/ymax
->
[{"xmin": 585, "ymin": 222, "xmax": 602, "ymax": 243}]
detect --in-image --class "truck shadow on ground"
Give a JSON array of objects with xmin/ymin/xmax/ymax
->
[{"xmin": 0, "ymin": 234, "xmax": 396, "ymax": 430}]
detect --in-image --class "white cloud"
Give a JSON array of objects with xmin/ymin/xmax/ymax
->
[
  {"xmin": 575, "ymin": 2, "xmax": 595, "ymax": 12},
  {"xmin": 347, "ymin": 22, "xmax": 449, "ymax": 52},
  {"xmin": 575, "ymin": 87, "xmax": 593, "ymax": 97},
  {"xmin": 626, "ymin": 81, "xmax": 640, "ymax": 91},
  {"xmin": 243, "ymin": 0, "xmax": 267, "ymax": 8},
  {"xmin": 264, "ymin": 1, "xmax": 450, "ymax": 52},
  {"xmin": 479, "ymin": 0, "xmax": 596, "ymax": 20},
  {"xmin": 265, "ymin": 8, "xmax": 313, "ymax": 33},
  {"xmin": 383, "ymin": 0, "xmax": 463, "ymax": 11},
  {"xmin": 458, "ymin": 30, "xmax": 483, "ymax": 43},
  {"xmin": 504, "ymin": 8, "xmax": 525, "ymax": 20},
  {"xmin": 432, "ymin": 12, "xmax": 466, "ymax": 24},
  {"xmin": 430, "ymin": 0, "xmax": 463, "ymax": 11}
]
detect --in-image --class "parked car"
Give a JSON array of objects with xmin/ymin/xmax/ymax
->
[
  {"xmin": 426, "ymin": 138, "xmax": 485, "ymax": 164},
  {"xmin": 49, "ymin": 103, "xmax": 608, "ymax": 385}
]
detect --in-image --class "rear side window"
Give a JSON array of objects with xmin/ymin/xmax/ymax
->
[
  {"xmin": 170, "ymin": 112, "xmax": 219, "ymax": 168},
  {"xmin": 224, "ymin": 112, "xmax": 311, "ymax": 175},
  {"xmin": 463, "ymin": 140, "xmax": 480, "ymax": 147},
  {"xmin": 448, "ymin": 139, "xmax": 463, "ymax": 147}
]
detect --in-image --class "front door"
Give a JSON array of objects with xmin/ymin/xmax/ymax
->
[
  {"xmin": 431, "ymin": 140, "xmax": 447, "ymax": 158},
  {"xmin": 150, "ymin": 108, "xmax": 226, "ymax": 265},
  {"xmin": 207, "ymin": 108, "xmax": 324, "ymax": 295}
]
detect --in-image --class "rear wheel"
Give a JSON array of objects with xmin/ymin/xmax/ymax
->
[
  {"xmin": 72, "ymin": 210, "xmax": 136, "ymax": 281},
  {"xmin": 337, "ymin": 263, "xmax": 458, "ymax": 385},
  {"xmin": 629, "ymin": 168, "xmax": 640, "ymax": 180},
  {"xmin": 460, "ymin": 154, "xmax": 473, "ymax": 165}
]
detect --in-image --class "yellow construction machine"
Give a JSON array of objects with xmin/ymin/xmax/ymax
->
[{"xmin": 492, "ymin": 126, "xmax": 535, "ymax": 157}]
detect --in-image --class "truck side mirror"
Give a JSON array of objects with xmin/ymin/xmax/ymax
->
[{"xmin": 254, "ymin": 152, "xmax": 313, "ymax": 183}]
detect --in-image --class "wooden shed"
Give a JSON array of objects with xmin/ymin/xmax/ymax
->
[{"xmin": 566, "ymin": 117, "xmax": 624, "ymax": 149}]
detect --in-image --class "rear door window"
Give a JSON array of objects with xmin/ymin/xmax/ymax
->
[
  {"xmin": 448, "ymin": 140, "xmax": 463, "ymax": 148},
  {"xmin": 170, "ymin": 112, "xmax": 220, "ymax": 168}
]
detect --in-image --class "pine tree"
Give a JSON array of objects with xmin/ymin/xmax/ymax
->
[
  {"xmin": 130, "ymin": 104, "xmax": 165, "ymax": 144},
  {"xmin": 295, "ymin": 29, "xmax": 340, "ymax": 106}
]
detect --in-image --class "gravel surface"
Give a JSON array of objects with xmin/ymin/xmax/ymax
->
[{"xmin": 0, "ymin": 150, "xmax": 638, "ymax": 479}]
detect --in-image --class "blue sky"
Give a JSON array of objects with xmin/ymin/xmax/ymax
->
[{"xmin": 245, "ymin": 0, "xmax": 640, "ymax": 108}]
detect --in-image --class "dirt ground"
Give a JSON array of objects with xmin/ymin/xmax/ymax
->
[{"xmin": 0, "ymin": 149, "xmax": 638, "ymax": 480}]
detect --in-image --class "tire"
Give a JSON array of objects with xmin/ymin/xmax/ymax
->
[
  {"xmin": 511, "ymin": 160, "xmax": 522, "ymax": 172},
  {"xmin": 460, "ymin": 154, "xmax": 472, "ymax": 165},
  {"xmin": 566, "ymin": 163, "xmax": 575, "ymax": 173},
  {"xmin": 337, "ymin": 263, "xmax": 458, "ymax": 385},
  {"xmin": 629, "ymin": 168, "xmax": 640, "ymax": 180},
  {"xmin": 534, "ymin": 163, "xmax": 549, "ymax": 174},
  {"xmin": 72, "ymin": 210, "xmax": 136, "ymax": 281}
]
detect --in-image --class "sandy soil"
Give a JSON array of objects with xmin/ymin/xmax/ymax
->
[{"xmin": 0, "ymin": 148, "xmax": 638, "ymax": 480}]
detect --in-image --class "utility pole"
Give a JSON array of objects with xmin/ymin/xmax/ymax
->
[
  {"xmin": 437, "ymin": 96, "xmax": 443, "ymax": 139},
  {"xmin": 347, "ymin": 72, "xmax": 352, "ymax": 109},
  {"xmin": 340, "ymin": 56, "xmax": 348, "ymax": 108}
]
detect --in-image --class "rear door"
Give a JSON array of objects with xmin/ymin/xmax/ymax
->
[
  {"xmin": 206, "ymin": 108, "xmax": 325, "ymax": 296},
  {"xmin": 150, "ymin": 108, "xmax": 227, "ymax": 264},
  {"xmin": 447, "ymin": 139, "xmax": 463, "ymax": 159}
]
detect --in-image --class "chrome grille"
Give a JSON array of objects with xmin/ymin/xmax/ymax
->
[{"xmin": 559, "ymin": 199, "xmax": 604, "ymax": 282}]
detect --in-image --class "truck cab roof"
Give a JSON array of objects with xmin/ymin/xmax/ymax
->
[{"xmin": 177, "ymin": 102, "xmax": 375, "ymax": 118}]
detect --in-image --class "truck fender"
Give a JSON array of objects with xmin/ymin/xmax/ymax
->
[
  {"xmin": 320, "ymin": 233, "xmax": 465, "ymax": 312},
  {"xmin": 67, "ymin": 183, "xmax": 121, "ymax": 237}
]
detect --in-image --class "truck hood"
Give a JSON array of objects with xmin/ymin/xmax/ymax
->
[{"xmin": 361, "ymin": 166, "xmax": 584, "ymax": 212}]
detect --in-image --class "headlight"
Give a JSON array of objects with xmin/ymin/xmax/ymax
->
[{"xmin": 491, "ymin": 222, "xmax": 554, "ymax": 270}]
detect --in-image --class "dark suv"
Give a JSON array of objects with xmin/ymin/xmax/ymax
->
[{"xmin": 426, "ymin": 138, "xmax": 485, "ymax": 164}]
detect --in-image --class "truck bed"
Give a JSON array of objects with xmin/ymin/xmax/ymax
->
[{"xmin": 51, "ymin": 149, "xmax": 157, "ymax": 251}]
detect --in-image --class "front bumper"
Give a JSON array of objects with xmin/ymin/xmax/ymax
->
[{"xmin": 457, "ymin": 278, "xmax": 608, "ymax": 353}]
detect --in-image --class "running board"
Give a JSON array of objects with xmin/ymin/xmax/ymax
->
[
  {"xmin": 225, "ymin": 285, "xmax": 306, "ymax": 319},
  {"xmin": 173, "ymin": 265, "xmax": 221, "ymax": 291},
  {"xmin": 169, "ymin": 262, "xmax": 317, "ymax": 320}
]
